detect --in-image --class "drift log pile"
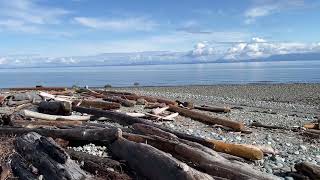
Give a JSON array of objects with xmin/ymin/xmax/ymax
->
[{"xmin": 0, "ymin": 86, "xmax": 318, "ymax": 180}]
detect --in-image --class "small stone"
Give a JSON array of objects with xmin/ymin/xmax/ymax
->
[
  {"xmin": 136, "ymin": 98, "xmax": 146, "ymax": 105},
  {"xmin": 294, "ymin": 151, "xmax": 300, "ymax": 155},
  {"xmin": 299, "ymin": 145, "xmax": 307, "ymax": 151},
  {"xmin": 235, "ymin": 136, "xmax": 242, "ymax": 141},
  {"xmin": 285, "ymin": 177, "xmax": 294, "ymax": 180},
  {"xmin": 285, "ymin": 143, "xmax": 291, "ymax": 147}
]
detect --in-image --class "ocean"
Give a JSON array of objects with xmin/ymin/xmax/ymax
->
[{"xmin": 0, "ymin": 60, "xmax": 320, "ymax": 88}]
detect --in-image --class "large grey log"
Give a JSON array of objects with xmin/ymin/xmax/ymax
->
[
  {"xmin": 14, "ymin": 132, "xmax": 88, "ymax": 180},
  {"xmin": 110, "ymin": 137, "xmax": 213, "ymax": 180}
]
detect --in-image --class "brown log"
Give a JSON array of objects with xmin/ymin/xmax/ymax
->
[
  {"xmin": 194, "ymin": 105, "xmax": 231, "ymax": 113},
  {"xmin": 295, "ymin": 162, "xmax": 320, "ymax": 180},
  {"xmin": 123, "ymin": 133, "xmax": 278, "ymax": 180},
  {"xmin": 303, "ymin": 129, "xmax": 320, "ymax": 138},
  {"xmin": 66, "ymin": 149, "xmax": 131, "ymax": 180},
  {"xmin": 168, "ymin": 105, "xmax": 245, "ymax": 132},
  {"xmin": 14, "ymin": 132, "xmax": 89, "ymax": 180},
  {"xmin": 9, "ymin": 87, "xmax": 67, "ymax": 91},
  {"xmin": 0, "ymin": 96, "xmax": 5, "ymax": 106},
  {"xmin": 73, "ymin": 100, "xmax": 120, "ymax": 110},
  {"xmin": 120, "ymin": 95, "xmax": 158, "ymax": 103},
  {"xmin": 10, "ymin": 119, "xmax": 83, "ymax": 128},
  {"xmin": 82, "ymin": 89, "xmax": 134, "ymax": 107},
  {"xmin": 132, "ymin": 123, "xmax": 263, "ymax": 160},
  {"xmin": 0, "ymin": 127, "xmax": 121, "ymax": 143},
  {"xmin": 110, "ymin": 136, "xmax": 213, "ymax": 180},
  {"xmin": 303, "ymin": 123, "xmax": 319, "ymax": 129},
  {"xmin": 97, "ymin": 90, "xmax": 136, "ymax": 96}
]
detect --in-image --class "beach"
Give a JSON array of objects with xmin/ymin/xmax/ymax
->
[{"xmin": 1, "ymin": 83, "xmax": 319, "ymax": 178}]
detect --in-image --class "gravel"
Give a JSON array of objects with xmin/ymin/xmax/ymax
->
[{"xmin": 113, "ymin": 83, "xmax": 320, "ymax": 174}]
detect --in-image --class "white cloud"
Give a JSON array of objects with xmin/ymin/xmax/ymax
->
[
  {"xmin": 189, "ymin": 42, "xmax": 215, "ymax": 57},
  {"xmin": 74, "ymin": 17, "xmax": 157, "ymax": 31},
  {"xmin": 0, "ymin": 0, "xmax": 69, "ymax": 32},
  {"xmin": 244, "ymin": 0, "xmax": 306, "ymax": 24},
  {"xmin": 224, "ymin": 37, "xmax": 320, "ymax": 60}
]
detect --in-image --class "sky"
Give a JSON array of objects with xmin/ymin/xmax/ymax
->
[{"xmin": 0, "ymin": 0, "xmax": 320, "ymax": 57}]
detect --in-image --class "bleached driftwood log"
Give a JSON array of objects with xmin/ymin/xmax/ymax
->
[
  {"xmin": 23, "ymin": 109, "xmax": 90, "ymax": 121},
  {"xmin": 73, "ymin": 100, "xmax": 120, "ymax": 110},
  {"xmin": 151, "ymin": 106, "xmax": 169, "ymax": 115}
]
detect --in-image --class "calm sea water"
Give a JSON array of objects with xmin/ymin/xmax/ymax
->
[{"xmin": 0, "ymin": 61, "xmax": 320, "ymax": 88}]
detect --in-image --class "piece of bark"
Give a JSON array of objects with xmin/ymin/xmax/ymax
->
[
  {"xmin": 14, "ymin": 132, "xmax": 89, "ymax": 180},
  {"xmin": 295, "ymin": 162, "xmax": 320, "ymax": 180},
  {"xmin": 194, "ymin": 105, "xmax": 231, "ymax": 113},
  {"xmin": 110, "ymin": 136, "xmax": 213, "ymax": 180},
  {"xmin": 73, "ymin": 100, "xmax": 120, "ymax": 110},
  {"xmin": 9, "ymin": 87, "xmax": 67, "ymax": 91},
  {"xmin": 123, "ymin": 133, "xmax": 278, "ymax": 180},
  {"xmin": 163, "ymin": 112, "xmax": 179, "ymax": 121},
  {"xmin": 10, "ymin": 153, "xmax": 38, "ymax": 180},
  {"xmin": 0, "ymin": 127, "xmax": 121, "ymax": 143},
  {"xmin": 23, "ymin": 110, "xmax": 90, "ymax": 121},
  {"xmin": 38, "ymin": 101, "xmax": 72, "ymax": 116},
  {"xmin": 66, "ymin": 149, "xmax": 131, "ymax": 180},
  {"xmin": 168, "ymin": 105, "xmax": 245, "ymax": 132}
]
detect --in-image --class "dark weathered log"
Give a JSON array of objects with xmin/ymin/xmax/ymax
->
[
  {"xmin": 73, "ymin": 100, "xmax": 120, "ymax": 110},
  {"xmin": 123, "ymin": 133, "xmax": 278, "ymax": 180},
  {"xmin": 168, "ymin": 105, "xmax": 245, "ymax": 132},
  {"xmin": 194, "ymin": 105, "xmax": 231, "ymax": 113},
  {"xmin": 82, "ymin": 89, "xmax": 134, "ymax": 107},
  {"xmin": 132, "ymin": 123, "xmax": 179, "ymax": 140},
  {"xmin": 303, "ymin": 129, "xmax": 320, "ymax": 138},
  {"xmin": 295, "ymin": 162, "xmax": 320, "ymax": 180},
  {"xmin": 110, "ymin": 136, "xmax": 213, "ymax": 180},
  {"xmin": 0, "ymin": 127, "xmax": 120, "ymax": 143},
  {"xmin": 38, "ymin": 101, "xmax": 72, "ymax": 116},
  {"xmin": 120, "ymin": 95, "xmax": 157, "ymax": 103},
  {"xmin": 97, "ymin": 90, "xmax": 136, "ymax": 96},
  {"xmin": 9, "ymin": 87, "xmax": 67, "ymax": 91},
  {"xmin": 66, "ymin": 149, "xmax": 131, "ymax": 180},
  {"xmin": 14, "ymin": 132, "xmax": 89, "ymax": 180},
  {"xmin": 72, "ymin": 106, "xmax": 150, "ymax": 125},
  {"xmin": 10, "ymin": 153, "xmax": 38, "ymax": 180}
]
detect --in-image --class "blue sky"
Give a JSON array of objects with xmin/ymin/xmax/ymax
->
[{"xmin": 0, "ymin": 0, "xmax": 320, "ymax": 57}]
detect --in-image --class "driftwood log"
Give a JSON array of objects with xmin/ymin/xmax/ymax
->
[
  {"xmin": 23, "ymin": 110, "xmax": 90, "ymax": 121},
  {"xmin": 123, "ymin": 133, "xmax": 278, "ymax": 180},
  {"xmin": 168, "ymin": 105, "xmax": 245, "ymax": 132},
  {"xmin": 73, "ymin": 100, "xmax": 120, "ymax": 110},
  {"xmin": 66, "ymin": 149, "xmax": 131, "ymax": 180},
  {"xmin": 38, "ymin": 101, "xmax": 72, "ymax": 116},
  {"xmin": 12, "ymin": 132, "xmax": 89, "ymax": 180},
  {"xmin": 132, "ymin": 123, "xmax": 263, "ymax": 160},
  {"xmin": 110, "ymin": 136, "xmax": 213, "ymax": 180},
  {"xmin": 72, "ymin": 106, "xmax": 261, "ymax": 159},
  {"xmin": 10, "ymin": 153, "xmax": 39, "ymax": 180},
  {"xmin": 295, "ymin": 162, "xmax": 320, "ymax": 180},
  {"xmin": 194, "ymin": 105, "xmax": 231, "ymax": 113},
  {"xmin": 0, "ymin": 127, "xmax": 120, "ymax": 142},
  {"xmin": 10, "ymin": 119, "xmax": 83, "ymax": 128}
]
